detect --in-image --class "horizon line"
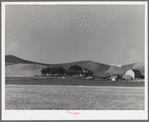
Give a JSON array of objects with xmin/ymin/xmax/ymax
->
[{"xmin": 5, "ymin": 54, "xmax": 143, "ymax": 66}]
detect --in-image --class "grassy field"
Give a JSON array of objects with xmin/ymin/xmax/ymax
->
[
  {"xmin": 5, "ymin": 84, "xmax": 144, "ymax": 110},
  {"xmin": 5, "ymin": 77, "xmax": 144, "ymax": 87}
]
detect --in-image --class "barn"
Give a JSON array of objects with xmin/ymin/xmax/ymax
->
[
  {"xmin": 122, "ymin": 75, "xmax": 133, "ymax": 80},
  {"xmin": 124, "ymin": 69, "xmax": 142, "ymax": 79}
]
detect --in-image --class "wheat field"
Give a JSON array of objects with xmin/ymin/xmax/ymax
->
[{"xmin": 5, "ymin": 84, "xmax": 144, "ymax": 110}]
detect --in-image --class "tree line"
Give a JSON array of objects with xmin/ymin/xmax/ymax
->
[
  {"xmin": 41, "ymin": 65, "xmax": 94, "ymax": 77},
  {"xmin": 41, "ymin": 66, "xmax": 66, "ymax": 76}
]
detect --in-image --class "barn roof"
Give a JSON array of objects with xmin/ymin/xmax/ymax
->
[
  {"xmin": 131, "ymin": 69, "xmax": 142, "ymax": 78},
  {"xmin": 124, "ymin": 69, "xmax": 142, "ymax": 78}
]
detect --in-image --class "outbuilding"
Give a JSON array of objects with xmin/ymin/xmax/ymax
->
[
  {"xmin": 111, "ymin": 76, "xmax": 117, "ymax": 81},
  {"xmin": 111, "ymin": 77, "xmax": 116, "ymax": 81}
]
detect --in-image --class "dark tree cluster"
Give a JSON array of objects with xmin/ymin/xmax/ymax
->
[
  {"xmin": 41, "ymin": 66, "xmax": 66, "ymax": 76},
  {"xmin": 117, "ymin": 74, "xmax": 123, "ymax": 80},
  {"xmin": 41, "ymin": 65, "xmax": 94, "ymax": 78},
  {"xmin": 67, "ymin": 65, "xmax": 82, "ymax": 76},
  {"xmin": 68, "ymin": 65, "xmax": 82, "ymax": 71},
  {"xmin": 41, "ymin": 68, "xmax": 49, "ymax": 75},
  {"xmin": 66, "ymin": 65, "xmax": 94, "ymax": 77},
  {"xmin": 82, "ymin": 68, "xmax": 94, "ymax": 77}
]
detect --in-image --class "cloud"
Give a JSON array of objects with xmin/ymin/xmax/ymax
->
[{"xmin": 6, "ymin": 41, "xmax": 18, "ymax": 55}]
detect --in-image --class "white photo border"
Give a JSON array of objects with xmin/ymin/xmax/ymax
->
[{"xmin": 2, "ymin": 1, "xmax": 148, "ymax": 120}]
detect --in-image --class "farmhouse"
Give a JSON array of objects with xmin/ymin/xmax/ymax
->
[
  {"xmin": 124, "ymin": 69, "xmax": 142, "ymax": 79},
  {"xmin": 111, "ymin": 76, "xmax": 117, "ymax": 81}
]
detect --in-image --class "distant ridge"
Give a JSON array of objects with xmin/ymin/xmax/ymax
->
[
  {"xmin": 6, "ymin": 55, "xmax": 93, "ymax": 66},
  {"xmin": 5, "ymin": 55, "xmax": 111, "ymax": 77},
  {"xmin": 6, "ymin": 55, "xmax": 51, "ymax": 66},
  {"xmin": 5, "ymin": 55, "xmax": 144, "ymax": 77}
]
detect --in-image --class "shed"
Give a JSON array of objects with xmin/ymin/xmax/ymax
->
[
  {"xmin": 112, "ymin": 77, "xmax": 116, "ymax": 81},
  {"xmin": 111, "ymin": 76, "xmax": 117, "ymax": 81}
]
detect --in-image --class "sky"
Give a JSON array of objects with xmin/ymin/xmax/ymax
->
[{"xmin": 5, "ymin": 4, "xmax": 145, "ymax": 65}]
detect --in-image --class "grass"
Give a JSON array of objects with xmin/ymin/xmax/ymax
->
[
  {"xmin": 5, "ymin": 77, "xmax": 144, "ymax": 87},
  {"xmin": 5, "ymin": 84, "xmax": 144, "ymax": 110}
]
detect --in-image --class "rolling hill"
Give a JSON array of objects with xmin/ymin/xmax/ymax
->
[
  {"xmin": 5, "ymin": 55, "xmax": 144, "ymax": 77},
  {"xmin": 5, "ymin": 55, "xmax": 51, "ymax": 66}
]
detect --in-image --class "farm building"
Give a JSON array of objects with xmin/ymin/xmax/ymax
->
[
  {"xmin": 111, "ymin": 76, "xmax": 117, "ymax": 81},
  {"xmin": 122, "ymin": 75, "xmax": 133, "ymax": 80},
  {"xmin": 107, "ymin": 76, "xmax": 118, "ymax": 81},
  {"xmin": 124, "ymin": 69, "xmax": 142, "ymax": 79},
  {"xmin": 103, "ymin": 75, "xmax": 118, "ymax": 81},
  {"xmin": 86, "ymin": 76, "xmax": 94, "ymax": 80}
]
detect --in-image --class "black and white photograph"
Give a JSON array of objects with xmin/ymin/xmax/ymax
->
[{"xmin": 2, "ymin": 1, "xmax": 148, "ymax": 120}]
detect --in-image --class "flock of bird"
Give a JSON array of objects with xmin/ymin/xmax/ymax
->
[{"xmin": 65, "ymin": 11, "xmax": 96, "ymax": 32}]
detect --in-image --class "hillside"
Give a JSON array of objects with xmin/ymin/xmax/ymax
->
[
  {"xmin": 5, "ymin": 55, "xmax": 50, "ymax": 66},
  {"xmin": 6, "ymin": 64, "xmax": 48, "ymax": 77},
  {"xmin": 5, "ymin": 55, "xmax": 111, "ymax": 77},
  {"xmin": 5, "ymin": 55, "xmax": 144, "ymax": 77}
]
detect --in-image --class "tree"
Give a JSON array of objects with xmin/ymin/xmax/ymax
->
[
  {"xmin": 68, "ymin": 65, "xmax": 82, "ymax": 71},
  {"xmin": 41, "ymin": 68, "xmax": 47, "ymax": 75},
  {"xmin": 117, "ymin": 74, "xmax": 122, "ymax": 80},
  {"xmin": 50, "ymin": 66, "xmax": 66, "ymax": 76},
  {"xmin": 47, "ymin": 67, "xmax": 52, "ymax": 75},
  {"xmin": 141, "ymin": 75, "xmax": 144, "ymax": 79},
  {"xmin": 88, "ymin": 70, "xmax": 93, "ymax": 76},
  {"xmin": 82, "ymin": 68, "xmax": 93, "ymax": 77},
  {"xmin": 67, "ymin": 65, "xmax": 83, "ymax": 77},
  {"xmin": 50, "ymin": 67, "xmax": 58, "ymax": 75},
  {"xmin": 57, "ymin": 67, "xmax": 66, "ymax": 76}
]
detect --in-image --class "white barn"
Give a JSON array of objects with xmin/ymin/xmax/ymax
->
[{"xmin": 125, "ymin": 69, "xmax": 135, "ymax": 79}]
